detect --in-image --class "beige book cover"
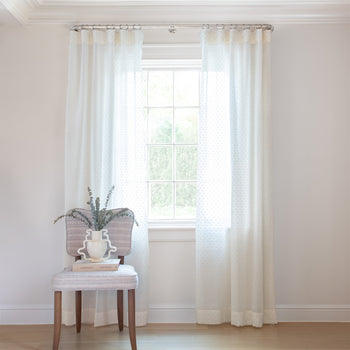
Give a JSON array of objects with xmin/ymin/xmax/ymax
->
[{"xmin": 72, "ymin": 259, "xmax": 120, "ymax": 272}]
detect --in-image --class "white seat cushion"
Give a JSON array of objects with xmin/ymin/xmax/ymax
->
[{"xmin": 52, "ymin": 264, "xmax": 138, "ymax": 291}]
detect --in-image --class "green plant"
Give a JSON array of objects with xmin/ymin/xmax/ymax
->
[{"xmin": 54, "ymin": 186, "xmax": 137, "ymax": 230}]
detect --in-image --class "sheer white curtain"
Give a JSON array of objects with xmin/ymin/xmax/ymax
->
[
  {"xmin": 63, "ymin": 29, "xmax": 148, "ymax": 326},
  {"xmin": 196, "ymin": 28, "xmax": 276, "ymax": 327}
]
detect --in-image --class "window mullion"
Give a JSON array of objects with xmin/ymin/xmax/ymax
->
[
  {"xmin": 146, "ymin": 71, "xmax": 151, "ymax": 219},
  {"xmin": 172, "ymin": 71, "xmax": 176, "ymax": 220}
]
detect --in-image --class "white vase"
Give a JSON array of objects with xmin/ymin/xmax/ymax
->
[
  {"xmin": 77, "ymin": 229, "xmax": 117, "ymax": 263},
  {"xmin": 86, "ymin": 231, "xmax": 107, "ymax": 262}
]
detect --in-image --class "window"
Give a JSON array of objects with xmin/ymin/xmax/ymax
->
[{"xmin": 143, "ymin": 63, "xmax": 200, "ymax": 221}]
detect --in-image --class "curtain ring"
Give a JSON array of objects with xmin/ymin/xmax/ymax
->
[{"xmin": 168, "ymin": 25, "xmax": 176, "ymax": 34}]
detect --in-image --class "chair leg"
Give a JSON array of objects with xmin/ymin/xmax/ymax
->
[
  {"xmin": 53, "ymin": 291, "xmax": 62, "ymax": 350},
  {"xmin": 128, "ymin": 289, "xmax": 137, "ymax": 350},
  {"xmin": 117, "ymin": 290, "xmax": 124, "ymax": 331},
  {"xmin": 75, "ymin": 291, "xmax": 82, "ymax": 333}
]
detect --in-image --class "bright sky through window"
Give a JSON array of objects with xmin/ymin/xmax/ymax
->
[{"xmin": 143, "ymin": 69, "xmax": 200, "ymax": 220}]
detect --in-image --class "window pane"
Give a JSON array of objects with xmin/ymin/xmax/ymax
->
[
  {"xmin": 176, "ymin": 146, "xmax": 197, "ymax": 180},
  {"xmin": 148, "ymin": 71, "xmax": 173, "ymax": 107},
  {"xmin": 174, "ymin": 71, "xmax": 199, "ymax": 106},
  {"xmin": 176, "ymin": 183, "xmax": 196, "ymax": 218},
  {"xmin": 149, "ymin": 146, "xmax": 172, "ymax": 180},
  {"xmin": 145, "ymin": 67, "xmax": 200, "ymax": 220},
  {"xmin": 175, "ymin": 108, "xmax": 198, "ymax": 144},
  {"xmin": 150, "ymin": 183, "xmax": 173, "ymax": 219},
  {"xmin": 148, "ymin": 108, "xmax": 173, "ymax": 144}
]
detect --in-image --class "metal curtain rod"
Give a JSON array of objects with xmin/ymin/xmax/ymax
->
[{"xmin": 71, "ymin": 24, "xmax": 274, "ymax": 33}]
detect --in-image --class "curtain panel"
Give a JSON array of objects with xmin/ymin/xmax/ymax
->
[
  {"xmin": 64, "ymin": 29, "xmax": 148, "ymax": 327},
  {"xmin": 196, "ymin": 28, "xmax": 276, "ymax": 327}
]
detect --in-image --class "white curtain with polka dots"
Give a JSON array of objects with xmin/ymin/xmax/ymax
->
[{"xmin": 196, "ymin": 27, "xmax": 277, "ymax": 327}]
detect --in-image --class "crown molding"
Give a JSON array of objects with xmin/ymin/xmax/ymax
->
[
  {"xmin": 2, "ymin": 0, "xmax": 350, "ymax": 25},
  {"xmin": 32, "ymin": 0, "xmax": 350, "ymax": 5},
  {"xmin": 0, "ymin": 0, "xmax": 31, "ymax": 23}
]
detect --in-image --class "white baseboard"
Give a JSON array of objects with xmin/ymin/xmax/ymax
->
[
  {"xmin": 148, "ymin": 304, "xmax": 350, "ymax": 323},
  {"xmin": 1, "ymin": 304, "xmax": 349, "ymax": 325},
  {"xmin": 0, "ymin": 305, "xmax": 53, "ymax": 325},
  {"xmin": 276, "ymin": 304, "xmax": 350, "ymax": 322},
  {"xmin": 148, "ymin": 304, "xmax": 196, "ymax": 323}
]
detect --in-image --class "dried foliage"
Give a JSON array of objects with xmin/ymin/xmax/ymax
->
[{"xmin": 54, "ymin": 186, "xmax": 137, "ymax": 230}]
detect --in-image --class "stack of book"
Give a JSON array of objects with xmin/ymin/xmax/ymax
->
[{"xmin": 72, "ymin": 259, "xmax": 120, "ymax": 272}]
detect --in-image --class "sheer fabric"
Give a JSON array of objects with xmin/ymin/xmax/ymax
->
[
  {"xmin": 64, "ymin": 29, "xmax": 148, "ymax": 326},
  {"xmin": 196, "ymin": 28, "xmax": 276, "ymax": 327}
]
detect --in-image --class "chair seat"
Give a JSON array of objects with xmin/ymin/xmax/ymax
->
[{"xmin": 52, "ymin": 264, "xmax": 138, "ymax": 291}]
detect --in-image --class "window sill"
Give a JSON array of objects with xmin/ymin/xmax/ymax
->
[
  {"xmin": 148, "ymin": 219, "xmax": 195, "ymax": 230},
  {"xmin": 148, "ymin": 221, "xmax": 195, "ymax": 242}
]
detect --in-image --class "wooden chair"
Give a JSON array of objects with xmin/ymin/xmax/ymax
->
[{"xmin": 52, "ymin": 208, "xmax": 138, "ymax": 350}]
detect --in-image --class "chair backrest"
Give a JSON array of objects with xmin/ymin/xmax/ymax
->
[{"xmin": 65, "ymin": 208, "xmax": 135, "ymax": 258}]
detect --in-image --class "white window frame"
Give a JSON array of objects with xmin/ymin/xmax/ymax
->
[{"xmin": 143, "ymin": 59, "xmax": 201, "ymax": 229}]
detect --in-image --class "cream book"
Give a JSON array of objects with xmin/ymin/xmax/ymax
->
[{"xmin": 72, "ymin": 259, "xmax": 120, "ymax": 272}]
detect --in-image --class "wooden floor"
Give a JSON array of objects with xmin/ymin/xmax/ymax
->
[{"xmin": 0, "ymin": 323, "xmax": 349, "ymax": 350}]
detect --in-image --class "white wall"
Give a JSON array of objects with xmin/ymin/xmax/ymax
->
[
  {"xmin": 0, "ymin": 24, "xmax": 69, "ymax": 323},
  {"xmin": 0, "ymin": 22, "xmax": 349, "ymax": 324},
  {"xmin": 272, "ymin": 24, "xmax": 350, "ymax": 320}
]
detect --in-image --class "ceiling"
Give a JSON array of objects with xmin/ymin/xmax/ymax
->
[{"xmin": 1, "ymin": 0, "xmax": 350, "ymax": 26}]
